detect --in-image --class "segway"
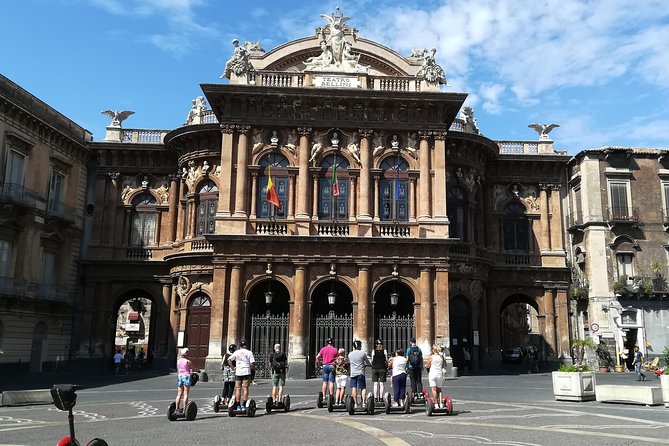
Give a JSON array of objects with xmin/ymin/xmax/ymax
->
[
  {"xmin": 423, "ymin": 390, "xmax": 453, "ymax": 416},
  {"xmin": 212, "ymin": 394, "xmax": 223, "ymax": 413},
  {"xmin": 346, "ymin": 393, "xmax": 375, "ymax": 415},
  {"xmin": 228, "ymin": 396, "xmax": 257, "ymax": 417},
  {"xmin": 326, "ymin": 393, "xmax": 350, "ymax": 412},
  {"xmin": 168, "ymin": 372, "xmax": 199, "ymax": 421},
  {"xmin": 409, "ymin": 390, "xmax": 426, "ymax": 405},
  {"xmin": 265, "ymin": 395, "xmax": 291, "ymax": 414},
  {"xmin": 383, "ymin": 392, "xmax": 411, "ymax": 414}
]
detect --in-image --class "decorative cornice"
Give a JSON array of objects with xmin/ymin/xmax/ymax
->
[{"xmin": 220, "ymin": 124, "xmax": 235, "ymax": 134}]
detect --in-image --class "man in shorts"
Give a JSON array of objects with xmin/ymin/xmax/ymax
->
[
  {"xmin": 348, "ymin": 340, "xmax": 372, "ymax": 408},
  {"xmin": 269, "ymin": 343, "xmax": 287, "ymax": 403},
  {"xmin": 315, "ymin": 338, "xmax": 338, "ymax": 399},
  {"xmin": 227, "ymin": 340, "xmax": 255, "ymax": 409}
]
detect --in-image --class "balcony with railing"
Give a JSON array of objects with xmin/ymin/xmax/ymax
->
[
  {"xmin": 121, "ymin": 129, "xmax": 169, "ymax": 144},
  {"xmin": 0, "ymin": 276, "xmax": 27, "ymax": 297},
  {"xmin": 378, "ymin": 223, "xmax": 411, "ymax": 237},
  {"xmin": 126, "ymin": 247, "xmax": 153, "ymax": 259},
  {"xmin": 35, "ymin": 284, "xmax": 69, "ymax": 302},
  {"xmin": 317, "ymin": 222, "xmax": 351, "ymax": 236},
  {"xmin": 606, "ymin": 206, "xmax": 640, "ymax": 225},
  {"xmin": 46, "ymin": 199, "xmax": 78, "ymax": 223},
  {"xmin": 567, "ymin": 212, "xmax": 584, "ymax": 230},
  {"xmin": 0, "ymin": 182, "xmax": 44, "ymax": 209},
  {"xmin": 498, "ymin": 141, "xmax": 539, "ymax": 154}
]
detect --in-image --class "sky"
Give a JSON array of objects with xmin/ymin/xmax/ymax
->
[{"xmin": 2, "ymin": 0, "xmax": 669, "ymax": 154}]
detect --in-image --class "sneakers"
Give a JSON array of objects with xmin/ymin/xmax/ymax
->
[{"xmin": 176, "ymin": 408, "xmax": 184, "ymax": 415}]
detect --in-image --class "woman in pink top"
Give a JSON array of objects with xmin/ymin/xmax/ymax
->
[{"xmin": 175, "ymin": 348, "xmax": 192, "ymax": 414}]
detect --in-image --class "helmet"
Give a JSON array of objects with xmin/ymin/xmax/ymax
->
[
  {"xmin": 375, "ymin": 339, "xmax": 382, "ymax": 345},
  {"xmin": 228, "ymin": 344, "xmax": 237, "ymax": 353},
  {"xmin": 353, "ymin": 340, "xmax": 362, "ymax": 350},
  {"xmin": 326, "ymin": 338, "xmax": 333, "ymax": 345},
  {"xmin": 240, "ymin": 340, "xmax": 247, "ymax": 348}
]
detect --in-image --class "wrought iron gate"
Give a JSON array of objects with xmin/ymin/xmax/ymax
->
[
  {"xmin": 250, "ymin": 313, "xmax": 289, "ymax": 378},
  {"xmin": 375, "ymin": 314, "xmax": 415, "ymax": 356},
  {"xmin": 310, "ymin": 310, "xmax": 353, "ymax": 377}
]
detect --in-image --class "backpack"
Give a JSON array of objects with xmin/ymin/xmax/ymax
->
[
  {"xmin": 271, "ymin": 353, "xmax": 285, "ymax": 371},
  {"xmin": 409, "ymin": 346, "xmax": 423, "ymax": 368}
]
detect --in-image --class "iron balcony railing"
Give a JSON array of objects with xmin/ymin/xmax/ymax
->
[
  {"xmin": 34, "ymin": 284, "xmax": 69, "ymax": 302},
  {"xmin": 46, "ymin": 199, "xmax": 77, "ymax": 222},
  {"xmin": 0, "ymin": 182, "xmax": 44, "ymax": 209},
  {"xmin": 606, "ymin": 206, "xmax": 640, "ymax": 224},
  {"xmin": 0, "ymin": 276, "xmax": 27, "ymax": 297}
]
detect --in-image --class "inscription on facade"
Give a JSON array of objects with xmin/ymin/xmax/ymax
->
[{"xmin": 314, "ymin": 76, "xmax": 359, "ymax": 89}]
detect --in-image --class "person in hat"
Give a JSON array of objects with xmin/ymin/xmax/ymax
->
[
  {"xmin": 227, "ymin": 340, "xmax": 255, "ymax": 409},
  {"xmin": 371, "ymin": 339, "xmax": 389, "ymax": 402},
  {"xmin": 269, "ymin": 343, "xmax": 288, "ymax": 403},
  {"xmin": 174, "ymin": 348, "xmax": 192, "ymax": 414},
  {"xmin": 316, "ymin": 338, "xmax": 338, "ymax": 400}
]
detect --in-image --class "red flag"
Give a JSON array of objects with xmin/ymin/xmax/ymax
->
[
  {"xmin": 266, "ymin": 165, "xmax": 281, "ymax": 208},
  {"xmin": 332, "ymin": 162, "xmax": 340, "ymax": 197}
]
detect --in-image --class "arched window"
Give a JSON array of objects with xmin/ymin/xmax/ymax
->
[
  {"xmin": 447, "ymin": 186, "xmax": 467, "ymax": 241},
  {"xmin": 258, "ymin": 153, "xmax": 289, "ymax": 219},
  {"xmin": 318, "ymin": 155, "xmax": 349, "ymax": 220},
  {"xmin": 379, "ymin": 156, "xmax": 409, "ymax": 222},
  {"xmin": 196, "ymin": 180, "xmax": 218, "ymax": 236},
  {"xmin": 130, "ymin": 193, "xmax": 157, "ymax": 246},
  {"xmin": 503, "ymin": 202, "xmax": 529, "ymax": 252},
  {"xmin": 190, "ymin": 293, "xmax": 211, "ymax": 307}
]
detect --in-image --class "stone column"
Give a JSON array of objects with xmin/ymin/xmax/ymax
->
[
  {"xmin": 296, "ymin": 127, "xmax": 311, "ymax": 219},
  {"xmin": 410, "ymin": 178, "xmax": 417, "ymax": 221},
  {"xmin": 418, "ymin": 131, "xmax": 432, "ymax": 221},
  {"xmin": 486, "ymin": 287, "xmax": 500, "ymax": 361},
  {"xmin": 288, "ymin": 263, "xmax": 308, "ymax": 379},
  {"xmin": 187, "ymin": 196, "xmax": 195, "ymax": 238},
  {"xmin": 159, "ymin": 279, "xmax": 175, "ymax": 367},
  {"xmin": 356, "ymin": 265, "xmax": 372, "ymax": 352},
  {"xmin": 544, "ymin": 288, "xmax": 557, "ymax": 360},
  {"xmin": 433, "ymin": 267, "xmax": 449, "ymax": 341},
  {"xmin": 549, "ymin": 184, "xmax": 564, "ymax": 251},
  {"xmin": 288, "ymin": 175, "xmax": 295, "ymax": 218},
  {"xmin": 250, "ymin": 173, "xmax": 258, "ymax": 219},
  {"xmin": 218, "ymin": 124, "xmax": 235, "ymax": 216},
  {"xmin": 312, "ymin": 175, "xmax": 319, "ymax": 220},
  {"xmin": 432, "ymin": 132, "xmax": 447, "ymax": 222},
  {"xmin": 105, "ymin": 172, "xmax": 120, "ymax": 243},
  {"xmin": 349, "ymin": 176, "xmax": 356, "ymax": 221},
  {"xmin": 358, "ymin": 129, "xmax": 373, "ymax": 220},
  {"xmin": 373, "ymin": 177, "xmax": 379, "ymax": 221},
  {"xmin": 539, "ymin": 184, "xmax": 550, "ymax": 250},
  {"xmin": 419, "ymin": 266, "xmax": 433, "ymax": 352},
  {"xmin": 226, "ymin": 264, "xmax": 243, "ymax": 344},
  {"xmin": 170, "ymin": 285, "xmax": 180, "ymax": 353},
  {"xmin": 233, "ymin": 125, "xmax": 250, "ymax": 217},
  {"xmin": 205, "ymin": 263, "xmax": 228, "ymax": 375},
  {"xmin": 175, "ymin": 179, "xmax": 187, "ymax": 240},
  {"xmin": 555, "ymin": 288, "xmax": 570, "ymax": 360},
  {"xmin": 167, "ymin": 175, "xmax": 179, "ymax": 243}
]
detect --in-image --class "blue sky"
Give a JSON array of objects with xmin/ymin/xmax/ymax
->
[{"xmin": 2, "ymin": 0, "xmax": 668, "ymax": 154}]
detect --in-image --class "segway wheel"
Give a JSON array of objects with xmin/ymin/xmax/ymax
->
[
  {"xmin": 85, "ymin": 439, "xmax": 109, "ymax": 446},
  {"xmin": 327, "ymin": 394, "xmax": 334, "ymax": 412},
  {"xmin": 213, "ymin": 395, "xmax": 221, "ymax": 413},
  {"xmin": 346, "ymin": 395, "xmax": 354, "ymax": 415},
  {"xmin": 445, "ymin": 396, "xmax": 453, "ymax": 415},
  {"xmin": 167, "ymin": 402, "xmax": 177, "ymax": 421},
  {"xmin": 283, "ymin": 395, "xmax": 291, "ymax": 412},
  {"xmin": 266, "ymin": 396, "xmax": 273, "ymax": 414},
  {"xmin": 425, "ymin": 399, "xmax": 433, "ymax": 417},
  {"xmin": 384, "ymin": 393, "xmax": 391, "ymax": 414},
  {"xmin": 228, "ymin": 403, "xmax": 236, "ymax": 417},
  {"xmin": 366, "ymin": 394, "xmax": 375, "ymax": 415},
  {"xmin": 404, "ymin": 394, "xmax": 411, "ymax": 414},
  {"xmin": 317, "ymin": 391, "xmax": 324, "ymax": 408},
  {"xmin": 185, "ymin": 401, "xmax": 197, "ymax": 421},
  {"xmin": 247, "ymin": 399, "xmax": 256, "ymax": 417}
]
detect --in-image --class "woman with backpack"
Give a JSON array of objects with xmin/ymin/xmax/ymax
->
[
  {"xmin": 371, "ymin": 340, "xmax": 388, "ymax": 402},
  {"xmin": 405, "ymin": 338, "xmax": 424, "ymax": 399}
]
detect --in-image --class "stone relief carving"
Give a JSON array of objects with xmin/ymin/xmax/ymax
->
[
  {"xmin": 415, "ymin": 48, "xmax": 446, "ymax": 85},
  {"xmin": 461, "ymin": 106, "xmax": 480, "ymax": 134},
  {"xmin": 304, "ymin": 7, "xmax": 368, "ymax": 73},
  {"xmin": 243, "ymin": 40, "xmax": 265, "ymax": 55},
  {"xmin": 222, "ymin": 38, "xmax": 254, "ymax": 80},
  {"xmin": 176, "ymin": 275, "xmax": 191, "ymax": 299},
  {"xmin": 309, "ymin": 142, "xmax": 323, "ymax": 162},
  {"xmin": 155, "ymin": 184, "xmax": 169, "ymax": 204},
  {"xmin": 121, "ymin": 184, "xmax": 133, "ymax": 203},
  {"xmin": 346, "ymin": 142, "xmax": 360, "ymax": 164}
]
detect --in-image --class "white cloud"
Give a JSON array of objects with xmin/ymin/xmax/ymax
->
[{"xmin": 479, "ymin": 82, "xmax": 505, "ymax": 115}]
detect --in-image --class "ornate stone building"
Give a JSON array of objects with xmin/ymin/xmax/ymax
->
[{"xmin": 0, "ymin": 9, "xmax": 572, "ymax": 377}]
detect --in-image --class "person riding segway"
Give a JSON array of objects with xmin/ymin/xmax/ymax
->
[
  {"xmin": 327, "ymin": 348, "xmax": 350, "ymax": 412},
  {"xmin": 315, "ymin": 338, "xmax": 337, "ymax": 408},
  {"xmin": 423, "ymin": 344, "xmax": 453, "ymax": 416},
  {"xmin": 266, "ymin": 343, "xmax": 291, "ymax": 413},
  {"xmin": 346, "ymin": 340, "xmax": 374, "ymax": 415},
  {"xmin": 384, "ymin": 349, "xmax": 411, "ymax": 414},
  {"xmin": 213, "ymin": 344, "xmax": 236, "ymax": 413},
  {"xmin": 227, "ymin": 340, "xmax": 257, "ymax": 417},
  {"xmin": 371, "ymin": 339, "xmax": 389, "ymax": 407},
  {"xmin": 168, "ymin": 348, "xmax": 199, "ymax": 421},
  {"xmin": 406, "ymin": 338, "xmax": 425, "ymax": 404}
]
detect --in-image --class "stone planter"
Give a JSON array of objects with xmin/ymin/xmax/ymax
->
[
  {"xmin": 552, "ymin": 371, "xmax": 596, "ymax": 401},
  {"xmin": 661, "ymin": 374, "xmax": 669, "ymax": 408}
]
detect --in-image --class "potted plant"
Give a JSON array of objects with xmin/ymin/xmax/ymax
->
[
  {"xmin": 596, "ymin": 344, "xmax": 614, "ymax": 373},
  {"xmin": 551, "ymin": 338, "xmax": 597, "ymax": 401},
  {"xmin": 612, "ymin": 276, "xmax": 627, "ymax": 296}
]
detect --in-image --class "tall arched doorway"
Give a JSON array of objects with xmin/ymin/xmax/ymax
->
[
  {"xmin": 309, "ymin": 280, "xmax": 353, "ymax": 377},
  {"xmin": 245, "ymin": 280, "xmax": 290, "ymax": 378},
  {"xmin": 500, "ymin": 295, "xmax": 540, "ymax": 362},
  {"xmin": 30, "ymin": 322, "xmax": 48, "ymax": 373},
  {"xmin": 374, "ymin": 281, "xmax": 415, "ymax": 356},
  {"xmin": 449, "ymin": 295, "xmax": 472, "ymax": 371},
  {"xmin": 186, "ymin": 293, "xmax": 211, "ymax": 370},
  {"xmin": 114, "ymin": 295, "xmax": 154, "ymax": 368}
]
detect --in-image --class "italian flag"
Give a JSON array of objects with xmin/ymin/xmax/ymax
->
[
  {"xmin": 332, "ymin": 162, "xmax": 340, "ymax": 197},
  {"xmin": 266, "ymin": 165, "xmax": 281, "ymax": 208}
]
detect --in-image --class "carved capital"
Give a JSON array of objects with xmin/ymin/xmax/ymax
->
[
  {"xmin": 418, "ymin": 131, "xmax": 432, "ymax": 141},
  {"xmin": 297, "ymin": 127, "xmax": 312, "ymax": 137},
  {"xmin": 235, "ymin": 125, "xmax": 251, "ymax": 134},
  {"xmin": 432, "ymin": 131, "xmax": 447, "ymax": 141},
  {"xmin": 220, "ymin": 124, "xmax": 235, "ymax": 134},
  {"xmin": 168, "ymin": 173, "xmax": 181, "ymax": 182},
  {"xmin": 107, "ymin": 172, "xmax": 120, "ymax": 180},
  {"xmin": 358, "ymin": 129, "xmax": 373, "ymax": 138},
  {"xmin": 539, "ymin": 183, "xmax": 550, "ymax": 191}
]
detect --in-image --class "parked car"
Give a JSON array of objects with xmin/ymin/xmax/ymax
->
[{"xmin": 502, "ymin": 347, "xmax": 523, "ymax": 364}]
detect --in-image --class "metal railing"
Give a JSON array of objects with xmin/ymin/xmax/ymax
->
[
  {"xmin": 606, "ymin": 206, "xmax": 640, "ymax": 223},
  {"xmin": 46, "ymin": 199, "xmax": 77, "ymax": 222},
  {"xmin": 126, "ymin": 247, "xmax": 153, "ymax": 259},
  {"xmin": 0, "ymin": 182, "xmax": 44, "ymax": 209},
  {"xmin": 0, "ymin": 276, "xmax": 27, "ymax": 297},
  {"xmin": 35, "ymin": 284, "xmax": 69, "ymax": 302}
]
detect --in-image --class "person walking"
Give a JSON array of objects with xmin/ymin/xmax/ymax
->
[
  {"xmin": 315, "ymin": 338, "xmax": 338, "ymax": 400},
  {"xmin": 269, "ymin": 343, "xmax": 288, "ymax": 403},
  {"xmin": 174, "ymin": 348, "xmax": 192, "ymax": 414},
  {"xmin": 632, "ymin": 346, "xmax": 646, "ymax": 381},
  {"xmin": 113, "ymin": 349, "xmax": 123, "ymax": 376},
  {"xmin": 406, "ymin": 338, "xmax": 424, "ymax": 398},
  {"xmin": 371, "ymin": 340, "xmax": 388, "ymax": 402},
  {"xmin": 463, "ymin": 347, "xmax": 471, "ymax": 375}
]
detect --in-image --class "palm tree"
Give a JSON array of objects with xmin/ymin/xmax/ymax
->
[{"xmin": 572, "ymin": 338, "xmax": 596, "ymax": 366}]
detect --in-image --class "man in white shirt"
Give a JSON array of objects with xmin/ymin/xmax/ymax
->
[{"xmin": 227, "ymin": 340, "xmax": 256, "ymax": 408}]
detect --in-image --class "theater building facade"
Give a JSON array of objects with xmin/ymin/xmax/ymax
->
[{"xmin": 75, "ymin": 10, "xmax": 571, "ymax": 378}]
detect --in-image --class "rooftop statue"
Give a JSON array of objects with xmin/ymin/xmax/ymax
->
[
  {"xmin": 222, "ymin": 39, "xmax": 254, "ymax": 80},
  {"xmin": 415, "ymin": 48, "xmax": 446, "ymax": 86},
  {"xmin": 101, "ymin": 110, "xmax": 134, "ymax": 127},
  {"xmin": 304, "ymin": 7, "xmax": 367, "ymax": 73},
  {"xmin": 185, "ymin": 96, "xmax": 207, "ymax": 125},
  {"xmin": 528, "ymin": 123, "xmax": 560, "ymax": 140}
]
